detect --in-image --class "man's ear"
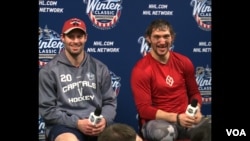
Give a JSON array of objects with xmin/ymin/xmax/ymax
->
[
  {"xmin": 60, "ymin": 34, "xmax": 65, "ymax": 42},
  {"xmin": 146, "ymin": 36, "xmax": 151, "ymax": 44}
]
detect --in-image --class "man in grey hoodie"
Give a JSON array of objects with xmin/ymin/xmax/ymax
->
[{"xmin": 39, "ymin": 17, "xmax": 117, "ymax": 141}]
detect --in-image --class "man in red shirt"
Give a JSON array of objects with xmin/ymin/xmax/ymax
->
[{"xmin": 131, "ymin": 19, "xmax": 211, "ymax": 141}]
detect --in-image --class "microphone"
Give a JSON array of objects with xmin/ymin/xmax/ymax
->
[
  {"xmin": 88, "ymin": 106, "xmax": 103, "ymax": 125},
  {"xmin": 185, "ymin": 99, "xmax": 198, "ymax": 117}
]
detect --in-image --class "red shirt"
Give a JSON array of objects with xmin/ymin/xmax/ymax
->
[{"xmin": 131, "ymin": 51, "xmax": 202, "ymax": 123}]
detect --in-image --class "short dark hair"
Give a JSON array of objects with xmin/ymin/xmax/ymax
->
[{"xmin": 98, "ymin": 123, "xmax": 137, "ymax": 141}]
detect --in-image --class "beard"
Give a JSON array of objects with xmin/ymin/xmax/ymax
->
[{"xmin": 66, "ymin": 47, "xmax": 83, "ymax": 57}]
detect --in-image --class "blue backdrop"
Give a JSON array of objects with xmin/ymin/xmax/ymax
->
[{"xmin": 39, "ymin": 0, "xmax": 211, "ymax": 140}]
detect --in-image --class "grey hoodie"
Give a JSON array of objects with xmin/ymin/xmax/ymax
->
[{"xmin": 39, "ymin": 51, "xmax": 117, "ymax": 136}]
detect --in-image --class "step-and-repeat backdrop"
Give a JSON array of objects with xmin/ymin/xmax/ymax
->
[{"xmin": 39, "ymin": 0, "xmax": 211, "ymax": 139}]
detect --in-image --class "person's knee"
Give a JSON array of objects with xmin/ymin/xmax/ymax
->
[
  {"xmin": 55, "ymin": 132, "xmax": 79, "ymax": 141},
  {"xmin": 142, "ymin": 120, "xmax": 177, "ymax": 141},
  {"xmin": 189, "ymin": 118, "xmax": 211, "ymax": 141}
]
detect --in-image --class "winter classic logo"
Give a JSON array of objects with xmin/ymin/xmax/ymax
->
[
  {"xmin": 83, "ymin": 0, "xmax": 122, "ymax": 30},
  {"xmin": 39, "ymin": 26, "xmax": 64, "ymax": 69},
  {"xmin": 195, "ymin": 65, "xmax": 211, "ymax": 104},
  {"xmin": 110, "ymin": 71, "xmax": 121, "ymax": 96},
  {"xmin": 190, "ymin": 0, "xmax": 211, "ymax": 31}
]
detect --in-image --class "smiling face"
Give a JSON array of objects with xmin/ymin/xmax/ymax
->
[
  {"xmin": 144, "ymin": 20, "xmax": 176, "ymax": 62},
  {"xmin": 61, "ymin": 29, "xmax": 87, "ymax": 57},
  {"xmin": 147, "ymin": 27, "xmax": 173, "ymax": 57}
]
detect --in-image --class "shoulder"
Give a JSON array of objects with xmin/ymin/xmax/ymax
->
[
  {"xmin": 171, "ymin": 51, "xmax": 190, "ymax": 60},
  {"xmin": 39, "ymin": 54, "xmax": 61, "ymax": 71},
  {"xmin": 132, "ymin": 54, "xmax": 154, "ymax": 76},
  {"xmin": 133, "ymin": 53, "xmax": 152, "ymax": 69},
  {"xmin": 171, "ymin": 51, "xmax": 193, "ymax": 65},
  {"xmin": 170, "ymin": 51, "xmax": 195, "ymax": 73},
  {"xmin": 87, "ymin": 53, "xmax": 109, "ymax": 70}
]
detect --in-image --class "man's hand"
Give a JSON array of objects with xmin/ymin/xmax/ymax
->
[
  {"xmin": 178, "ymin": 113, "xmax": 195, "ymax": 128},
  {"xmin": 178, "ymin": 110, "xmax": 203, "ymax": 128},
  {"xmin": 77, "ymin": 118, "xmax": 106, "ymax": 136},
  {"xmin": 193, "ymin": 110, "xmax": 203, "ymax": 124}
]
